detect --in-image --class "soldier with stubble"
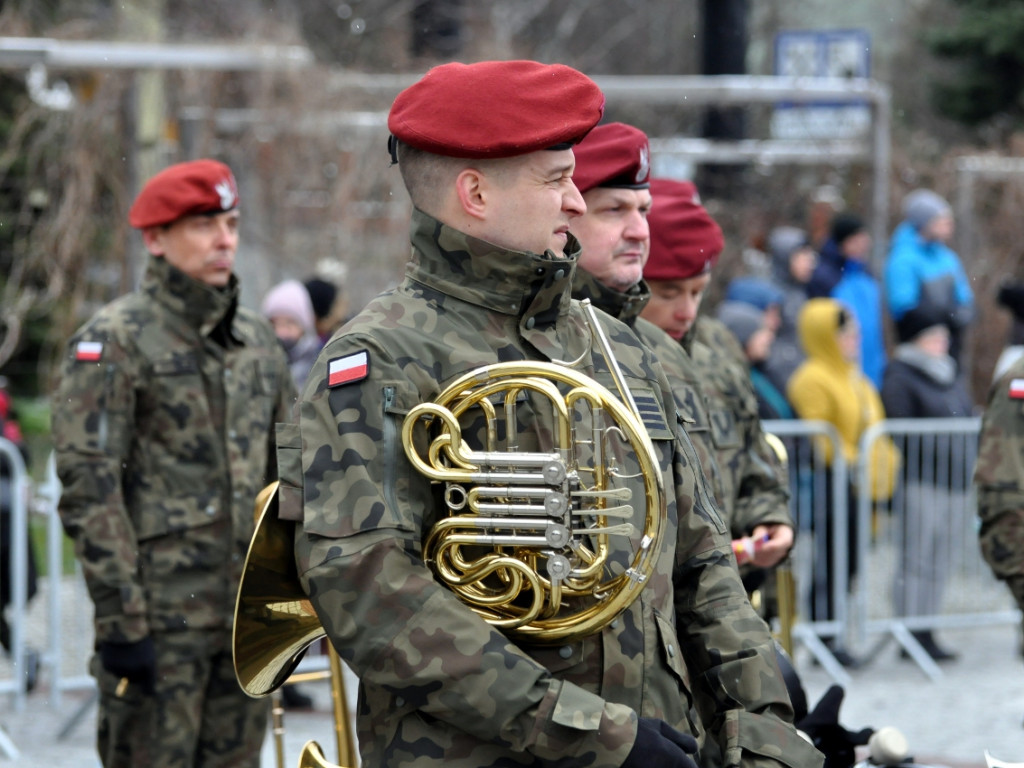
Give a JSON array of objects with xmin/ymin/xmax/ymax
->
[
  {"xmin": 290, "ymin": 61, "xmax": 821, "ymax": 768},
  {"xmin": 52, "ymin": 160, "xmax": 296, "ymax": 767},
  {"xmin": 568, "ymin": 126, "xmax": 795, "ymax": 589},
  {"xmin": 638, "ymin": 180, "xmax": 795, "ymax": 579}
]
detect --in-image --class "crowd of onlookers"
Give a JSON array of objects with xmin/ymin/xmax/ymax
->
[
  {"xmin": 712, "ymin": 187, "xmax": 989, "ymax": 665},
  {"xmin": 715, "ymin": 187, "xmax": 977, "ymax": 426}
]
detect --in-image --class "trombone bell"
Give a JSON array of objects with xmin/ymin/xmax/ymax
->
[{"xmin": 233, "ymin": 481, "xmax": 325, "ymax": 697}]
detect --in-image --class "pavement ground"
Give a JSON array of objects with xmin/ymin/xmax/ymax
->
[{"xmin": 2, "ymin": 568, "xmax": 1024, "ymax": 767}]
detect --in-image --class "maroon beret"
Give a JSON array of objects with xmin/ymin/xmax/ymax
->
[
  {"xmin": 644, "ymin": 178, "xmax": 724, "ymax": 282},
  {"xmin": 388, "ymin": 60, "xmax": 605, "ymax": 159},
  {"xmin": 129, "ymin": 159, "xmax": 239, "ymax": 229},
  {"xmin": 571, "ymin": 122, "xmax": 650, "ymax": 194}
]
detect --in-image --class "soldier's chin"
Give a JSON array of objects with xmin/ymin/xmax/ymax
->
[{"xmin": 204, "ymin": 269, "xmax": 233, "ymax": 287}]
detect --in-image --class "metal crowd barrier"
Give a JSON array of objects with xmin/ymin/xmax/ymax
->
[
  {"xmin": 764, "ymin": 417, "xmax": 1020, "ymax": 683},
  {"xmin": 763, "ymin": 419, "xmax": 853, "ymax": 684},
  {"xmin": 0, "ymin": 435, "xmax": 29, "ymax": 758},
  {"xmin": 855, "ymin": 418, "xmax": 1018, "ymax": 681}
]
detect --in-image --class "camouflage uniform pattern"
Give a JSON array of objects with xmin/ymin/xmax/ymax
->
[
  {"xmin": 89, "ymin": 630, "xmax": 270, "ymax": 768},
  {"xmin": 975, "ymin": 354, "xmax": 1024, "ymax": 629},
  {"xmin": 294, "ymin": 210, "xmax": 822, "ymax": 768},
  {"xmin": 571, "ymin": 270, "xmax": 726, "ymax": 526},
  {"xmin": 52, "ymin": 255, "xmax": 295, "ymax": 766},
  {"xmin": 686, "ymin": 316, "xmax": 793, "ymax": 537}
]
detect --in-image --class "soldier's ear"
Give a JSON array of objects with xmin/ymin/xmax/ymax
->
[
  {"xmin": 454, "ymin": 168, "xmax": 488, "ymax": 221},
  {"xmin": 141, "ymin": 226, "xmax": 167, "ymax": 257}
]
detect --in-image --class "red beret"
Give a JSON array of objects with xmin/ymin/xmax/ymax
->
[
  {"xmin": 644, "ymin": 178, "xmax": 724, "ymax": 282},
  {"xmin": 388, "ymin": 60, "xmax": 605, "ymax": 159},
  {"xmin": 571, "ymin": 122, "xmax": 650, "ymax": 194},
  {"xmin": 129, "ymin": 159, "xmax": 239, "ymax": 229}
]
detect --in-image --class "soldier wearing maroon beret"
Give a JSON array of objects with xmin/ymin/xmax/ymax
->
[
  {"xmin": 52, "ymin": 158, "xmax": 295, "ymax": 766},
  {"xmin": 570, "ymin": 137, "xmax": 812, "ymax": 768},
  {"xmin": 641, "ymin": 176, "xmax": 799, "ymax": 650},
  {"xmin": 292, "ymin": 61, "xmax": 822, "ymax": 768}
]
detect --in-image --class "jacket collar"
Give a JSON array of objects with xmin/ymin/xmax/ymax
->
[
  {"xmin": 142, "ymin": 255, "xmax": 240, "ymax": 341},
  {"xmin": 570, "ymin": 269, "xmax": 650, "ymax": 327},
  {"xmin": 406, "ymin": 208, "xmax": 579, "ymax": 331}
]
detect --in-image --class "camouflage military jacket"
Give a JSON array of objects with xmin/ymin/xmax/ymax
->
[
  {"xmin": 571, "ymin": 270, "xmax": 725, "ymax": 524},
  {"xmin": 686, "ymin": 316, "xmax": 792, "ymax": 537},
  {"xmin": 975, "ymin": 355, "xmax": 1024, "ymax": 584},
  {"xmin": 53, "ymin": 256, "xmax": 295, "ymax": 643},
  {"xmin": 293, "ymin": 210, "xmax": 820, "ymax": 768}
]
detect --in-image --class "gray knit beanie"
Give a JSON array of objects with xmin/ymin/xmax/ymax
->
[
  {"xmin": 767, "ymin": 226, "xmax": 808, "ymax": 264},
  {"xmin": 717, "ymin": 301, "xmax": 765, "ymax": 348},
  {"xmin": 902, "ymin": 189, "xmax": 951, "ymax": 230}
]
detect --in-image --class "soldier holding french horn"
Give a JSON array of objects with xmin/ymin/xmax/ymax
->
[{"xmin": 282, "ymin": 61, "xmax": 821, "ymax": 768}]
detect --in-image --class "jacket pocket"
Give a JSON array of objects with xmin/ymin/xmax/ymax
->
[
  {"xmin": 275, "ymin": 422, "xmax": 303, "ymax": 522},
  {"xmin": 654, "ymin": 610, "xmax": 693, "ymax": 709},
  {"xmin": 708, "ymin": 408, "xmax": 743, "ymax": 450}
]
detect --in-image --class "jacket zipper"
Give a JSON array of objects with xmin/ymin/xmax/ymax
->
[
  {"xmin": 382, "ymin": 386, "xmax": 400, "ymax": 515},
  {"xmin": 97, "ymin": 363, "xmax": 116, "ymax": 451}
]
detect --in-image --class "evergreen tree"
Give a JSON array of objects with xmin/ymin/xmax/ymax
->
[{"xmin": 928, "ymin": 0, "xmax": 1024, "ymax": 125}]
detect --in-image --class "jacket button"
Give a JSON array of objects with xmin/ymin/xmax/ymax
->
[
  {"xmin": 667, "ymin": 643, "xmax": 676, "ymax": 658},
  {"xmin": 525, "ymin": 317, "xmax": 536, "ymax": 330},
  {"xmin": 554, "ymin": 269, "xmax": 565, "ymax": 280},
  {"xmin": 205, "ymin": 505, "xmax": 216, "ymax": 516},
  {"xmin": 559, "ymin": 646, "xmax": 573, "ymax": 659},
  {"xmin": 395, "ymin": 696, "xmax": 405, "ymax": 707}
]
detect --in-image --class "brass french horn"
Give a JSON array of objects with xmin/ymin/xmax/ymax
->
[{"xmin": 233, "ymin": 482, "xmax": 357, "ymax": 768}]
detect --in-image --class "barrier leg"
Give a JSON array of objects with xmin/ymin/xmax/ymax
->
[
  {"xmin": 890, "ymin": 622, "xmax": 943, "ymax": 682},
  {"xmin": 56, "ymin": 688, "xmax": 97, "ymax": 741},
  {"xmin": 0, "ymin": 725, "xmax": 19, "ymax": 759},
  {"xmin": 792, "ymin": 625, "xmax": 852, "ymax": 687}
]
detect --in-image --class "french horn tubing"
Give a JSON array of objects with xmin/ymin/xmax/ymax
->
[{"xmin": 402, "ymin": 300, "xmax": 666, "ymax": 642}]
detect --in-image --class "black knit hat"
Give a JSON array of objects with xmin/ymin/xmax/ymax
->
[
  {"xmin": 303, "ymin": 278, "xmax": 338, "ymax": 321},
  {"xmin": 997, "ymin": 282, "xmax": 1024, "ymax": 321},
  {"xmin": 830, "ymin": 212, "xmax": 865, "ymax": 245},
  {"xmin": 896, "ymin": 306, "xmax": 949, "ymax": 343}
]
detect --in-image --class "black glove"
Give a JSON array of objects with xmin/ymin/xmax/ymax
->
[
  {"xmin": 99, "ymin": 637, "xmax": 157, "ymax": 695},
  {"xmin": 797, "ymin": 685, "xmax": 873, "ymax": 768},
  {"xmin": 622, "ymin": 717, "xmax": 699, "ymax": 768}
]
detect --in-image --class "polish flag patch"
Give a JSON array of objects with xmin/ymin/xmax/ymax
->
[
  {"xmin": 75, "ymin": 341, "xmax": 103, "ymax": 362},
  {"xmin": 1010, "ymin": 378, "xmax": 1024, "ymax": 399},
  {"xmin": 328, "ymin": 351, "xmax": 369, "ymax": 388}
]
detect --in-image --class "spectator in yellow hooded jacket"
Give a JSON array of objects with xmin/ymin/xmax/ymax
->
[{"xmin": 787, "ymin": 298, "xmax": 898, "ymax": 665}]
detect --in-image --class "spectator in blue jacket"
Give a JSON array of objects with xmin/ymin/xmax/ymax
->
[
  {"xmin": 884, "ymin": 189, "xmax": 973, "ymax": 365},
  {"xmin": 809, "ymin": 213, "xmax": 887, "ymax": 388}
]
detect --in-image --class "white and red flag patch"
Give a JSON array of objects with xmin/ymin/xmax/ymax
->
[
  {"xmin": 328, "ymin": 351, "xmax": 369, "ymax": 387},
  {"xmin": 75, "ymin": 341, "xmax": 103, "ymax": 362},
  {"xmin": 1010, "ymin": 378, "xmax": 1024, "ymax": 400}
]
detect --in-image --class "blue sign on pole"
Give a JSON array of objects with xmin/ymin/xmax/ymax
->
[{"xmin": 771, "ymin": 29, "xmax": 872, "ymax": 140}]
